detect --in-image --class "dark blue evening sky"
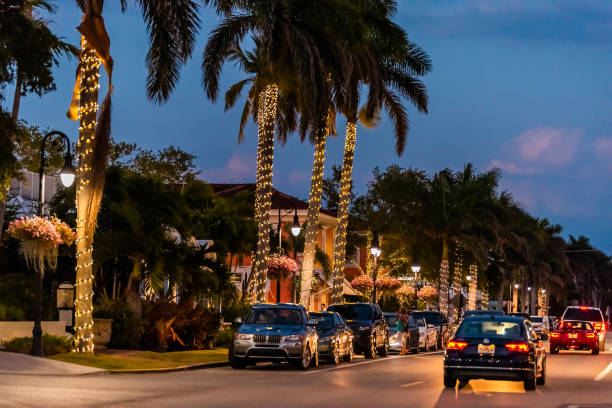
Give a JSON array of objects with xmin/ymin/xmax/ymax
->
[{"xmin": 8, "ymin": 0, "xmax": 612, "ymax": 253}]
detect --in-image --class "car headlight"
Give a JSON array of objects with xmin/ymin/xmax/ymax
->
[
  {"xmin": 285, "ymin": 334, "xmax": 305, "ymax": 341},
  {"xmin": 359, "ymin": 326, "xmax": 371, "ymax": 331},
  {"xmin": 235, "ymin": 334, "xmax": 253, "ymax": 341},
  {"xmin": 319, "ymin": 336, "xmax": 333, "ymax": 342}
]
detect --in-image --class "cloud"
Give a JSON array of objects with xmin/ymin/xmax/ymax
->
[
  {"xmin": 592, "ymin": 137, "xmax": 612, "ymax": 158},
  {"xmin": 201, "ymin": 150, "xmax": 256, "ymax": 182},
  {"xmin": 488, "ymin": 127, "xmax": 583, "ymax": 175}
]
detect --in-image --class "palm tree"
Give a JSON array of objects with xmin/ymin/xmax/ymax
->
[
  {"xmin": 202, "ymin": 0, "xmax": 359, "ymax": 304},
  {"xmin": 69, "ymin": 0, "xmax": 200, "ymax": 352}
]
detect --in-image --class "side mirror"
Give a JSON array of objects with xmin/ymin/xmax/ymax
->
[
  {"xmin": 307, "ymin": 319, "xmax": 318, "ymax": 327},
  {"xmin": 234, "ymin": 317, "xmax": 242, "ymax": 324}
]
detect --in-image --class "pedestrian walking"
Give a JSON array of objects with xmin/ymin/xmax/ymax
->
[{"xmin": 396, "ymin": 307, "xmax": 409, "ymax": 355}]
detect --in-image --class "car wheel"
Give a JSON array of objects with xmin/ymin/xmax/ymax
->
[
  {"xmin": 310, "ymin": 346, "xmax": 319, "ymax": 367},
  {"xmin": 378, "ymin": 335, "xmax": 389, "ymax": 357},
  {"xmin": 524, "ymin": 365, "xmax": 537, "ymax": 391},
  {"xmin": 230, "ymin": 356, "xmax": 247, "ymax": 369},
  {"xmin": 292, "ymin": 346, "xmax": 312, "ymax": 370},
  {"xmin": 537, "ymin": 358, "xmax": 546, "ymax": 385},
  {"xmin": 345, "ymin": 343, "xmax": 354, "ymax": 362},
  {"xmin": 437, "ymin": 331, "xmax": 443, "ymax": 349},
  {"xmin": 550, "ymin": 347, "xmax": 558, "ymax": 354},
  {"xmin": 433, "ymin": 335, "xmax": 439, "ymax": 351},
  {"xmin": 592, "ymin": 345, "xmax": 600, "ymax": 356},
  {"xmin": 329, "ymin": 344, "xmax": 340, "ymax": 365},
  {"xmin": 412, "ymin": 342, "xmax": 419, "ymax": 354},
  {"xmin": 364, "ymin": 335, "xmax": 376, "ymax": 359},
  {"xmin": 444, "ymin": 375, "xmax": 457, "ymax": 388}
]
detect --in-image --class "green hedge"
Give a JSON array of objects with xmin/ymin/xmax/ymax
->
[
  {"xmin": 213, "ymin": 328, "xmax": 235, "ymax": 347},
  {"xmin": 2, "ymin": 334, "xmax": 72, "ymax": 356}
]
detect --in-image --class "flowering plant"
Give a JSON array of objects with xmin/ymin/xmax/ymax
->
[
  {"xmin": 7, "ymin": 215, "xmax": 75, "ymax": 274},
  {"xmin": 375, "ymin": 276, "xmax": 402, "ymax": 291},
  {"xmin": 395, "ymin": 284, "xmax": 416, "ymax": 298},
  {"xmin": 267, "ymin": 254, "xmax": 298, "ymax": 279},
  {"xmin": 351, "ymin": 274, "xmax": 374, "ymax": 293},
  {"xmin": 417, "ymin": 285, "xmax": 438, "ymax": 300}
]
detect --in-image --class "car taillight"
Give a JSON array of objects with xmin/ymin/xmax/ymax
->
[
  {"xmin": 505, "ymin": 343, "xmax": 530, "ymax": 353},
  {"xmin": 594, "ymin": 323, "xmax": 604, "ymax": 332},
  {"xmin": 447, "ymin": 341, "xmax": 468, "ymax": 350},
  {"xmin": 580, "ymin": 306, "xmax": 588, "ymax": 310},
  {"xmin": 586, "ymin": 333, "xmax": 597, "ymax": 338},
  {"xmin": 550, "ymin": 332, "xmax": 561, "ymax": 338}
]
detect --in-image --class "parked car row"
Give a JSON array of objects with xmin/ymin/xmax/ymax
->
[{"xmin": 230, "ymin": 303, "xmax": 449, "ymax": 370}]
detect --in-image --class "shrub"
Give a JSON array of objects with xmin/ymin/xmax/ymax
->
[
  {"xmin": 213, "ymin": 328, "xmax": 235, "ymax": 347},
  {"xmin": 0, "ymin": 304, "xmax": 26, "ymax": 321},
  {"xmin": 94, "ymin": 293, "xmax": 142, "ymax": 349},
  {"xmin": 222, "ymin": 300, "xmax": 251, "ymax": 324},
  {"xmin": 2, "ymin": 334, "xmax": 72, "ymax": 356}
]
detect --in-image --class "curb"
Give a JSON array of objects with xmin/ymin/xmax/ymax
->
[{"xmin": 107, "ymin": 360, "xmax": 229, "ymax": 375}]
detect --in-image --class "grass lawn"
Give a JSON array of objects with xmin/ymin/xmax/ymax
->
[{"xmin": 49, "ymin": 348, "xmax": 229, "ymax": 371}]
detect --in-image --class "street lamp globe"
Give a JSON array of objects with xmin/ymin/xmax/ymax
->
[
  {"xmin": 542, "ymin": 289, "xmax": 546, "ymax": 294},
  {"xmin": 370, "ymin": 232, "xmax": 380, "ymax": 257},
  {"xmin": 411, "ymin": 264, "xmax": 421, "ymax": 274},
  {"xmin": 291, "ymin": 212, "xmax": 301, "ymax": 237},
  {"xmin": 466, "ymin": 275, "xmax": 472, "ymax": 281},
  {"xmin": 514, "ymin": 283, "xmax": 519, "ymax": 289},
  {"xmin": 60, "ymin": 153, "xmax": 76, "ymax": 187},
  {"xmin": 527, "ymin": 286, "xmax": 532, "ymax": 291}
]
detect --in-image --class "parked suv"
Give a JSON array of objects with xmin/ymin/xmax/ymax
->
[
  {"xmin": 327, "ymin": 303, "xmax": 389, "ymax": 358},
  {"xmin": 561, "ymin": 306, "xmax": 607, "ymax": 350},
  {"xmin": 411, "ymin": 311, "xmax": 450, "ymax": 349},
  {"xmin": 230, "ymin": 303, "xmax": 318, "ymax": 370}
]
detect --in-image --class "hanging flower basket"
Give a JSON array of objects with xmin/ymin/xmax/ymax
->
[
  {"xmin": 395, "ymin": 284, "xmax": 416, "ymax": 298},
  {"xmin": 6, "ymin": 215, "xmax": 75, "ymax": 275},
  {"xmin": 417, "ymin": 285, "xmax": 438, "ymax": 301},
  {"xmin": 375, "ymin": 276, "xmax": 402, "ymax": 292},
  {"xmin": 351, "ymin": 274, "xmax": 374, "ymax": 293},
  {"xmin": 267, "ymin": 254, "xmax": 298, "ymax": 279}
]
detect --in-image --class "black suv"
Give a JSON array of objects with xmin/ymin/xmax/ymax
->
[
  {"xmin": 327, "ymin": 303, "xmax": 388, "ymax": 358},
  {"xmin": 412, "ymin": 311, "xmax": 450, "ymax": 349}
]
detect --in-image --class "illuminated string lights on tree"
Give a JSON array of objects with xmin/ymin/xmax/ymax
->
[
  {"xmin": 73, "ymin": 38, "xmax": 98, "ymax": 353},
  {"xmin": 331, "ymin": 121, "xmax": 357, "ymax": 304},
  {"xmin": 251, "ymin": 84, "xmax": 278, "ymax": 304},
  {"xmin": 439, "ymin": 259, "xmax": 449, "ymax": 316},
  {"xmin": 300, "ymin": 127, "xmax": 328, "ymax": 310},
  {"xmin": 452, "ymin": 241, "xmax": 463, "ymax": 320},
  {"xmin": 468, "ymin": 264, "xmax": 478, "ymax": 310},
  {"xmin": 481, "ymin": 287, "xmax": 489, "ymax": 308}
]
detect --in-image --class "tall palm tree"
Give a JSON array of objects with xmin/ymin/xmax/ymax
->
[
  {"xmin": 202, "ymin": 0, "xmax": 359, "ymax": 304},
  {"xmin": 69, "ymin": 0, "xmax": 200, "ymax": 352}
]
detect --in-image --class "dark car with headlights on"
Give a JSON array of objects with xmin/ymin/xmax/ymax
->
[
  {"xmin": 309, "ymin": 312, "xmax": 354, "ymax": 364},
  {"xmin": 327, "ymin": 303, "xmax": 388, "ymax": 358},
  {"xmin": 411, "ymin": 311, "xmax": 450, "ymax": 349},
  {"xmin": 444, "ymin": 315, "xmax": 546, "ymax": 391},
  {"xmin": 550, "ymin": 320, "xmax": 600, "ymax": 355},
  {"xmin": 230, "ymin": 303, "xmax": 318, "ymax": 370}
]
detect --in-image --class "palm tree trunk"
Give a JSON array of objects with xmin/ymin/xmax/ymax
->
[
  {"xmin": 452, "ymin": 241, "xmax": 463, "ymax": 320},
  {"xmin": 468, "ymin": 264, "xmax": 477, "ymax": 310},
  {"xmin": 331, "ymin": 120, "xmax": 357, "ymax": 304},
  {"xmin": 439, "ymin": 237, "xmax": 450, "ymax": 317},
  {"xmin": 125, "ymin": 259, "xmax": 143, "ymax": 319},
  {"xmin": 250, "ymin": 84, "xmax": 278, "ymax": 303},
  {"xmin": 300, "ymin": 129, "xmax": 327, "ymax": 310},
  {"xmin": 73, "ymin": 38, "xmax": 101, "ymax": 353}
]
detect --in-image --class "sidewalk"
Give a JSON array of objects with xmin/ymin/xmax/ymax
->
[{"xmin": 0, "ymin": 351, "xmax": 105, "ymax": 375}]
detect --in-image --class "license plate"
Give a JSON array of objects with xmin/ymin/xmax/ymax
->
[
  {"xmin": 478, "ymin": 344, "xmax": 495, "ymax": 354},
  {"xmin": 568, "ymin": 334, "xmax": 577, "ymax": 339}
]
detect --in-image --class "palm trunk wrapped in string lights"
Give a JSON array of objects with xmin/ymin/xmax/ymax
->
[
  {"xmin": 452, "ymin": 241, "xmax": 463, "ymax": 320},
  {"xmin": 438, "ymin": 238, "xmax": 450, "ymax": 317},
  {"xmin": 250, "ymin": 84, "xmax": 278, "ymax": 303},
  {"xmin": 331, "ymin": 121, "xmax": 357, "ymax": 304},
  {"xmin": 299, "ymin": 129, "xmax": 327, "ymax": 310},
  {"xmin": 468, "ymin": 264, "xmax": 478, "ymax": 310}
]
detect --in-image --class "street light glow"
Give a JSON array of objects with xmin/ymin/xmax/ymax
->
[
  {"xmin": 514, "ymin": 283, "xmax": 519, "ymax": 289},
  {"xmin": 291, "ymin": 212, "xmax": 301, "ymax": 237}
]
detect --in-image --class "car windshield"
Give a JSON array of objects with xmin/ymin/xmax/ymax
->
[
  {"xmin": 328, "ymin": 305, "xmax": 371, "ymax": 321},
  {"xmin": 559, "ymin": 321, "xmax": 593, "ymax": 330},
  {"xmin": 456, "ymin": 320, "xmax": 524, "ymax": 339},
  {"xmin": 384, "ymin": 315, "xmax": 398, "ymax": 326},
  {"xmin": 417, "ymin": 319, "xmax": 426, "ymax": 327},
  {"xmin": 309, "ymin": 313, "xmax": 334, "ymax": 330},
  {"xmin": 412, "ymin": 313, "xmax": 440, "ymax": 325},
  {"xmin": 530, "ymin": 317, "xmax": 543, "ymax": 323},
  {"xmin": 564, "ymin": 308, "xmax": 602, "ymax": 322},
  {"xmin": 245, "ymin": 308, "xmax": 302, "ymax": 325}
]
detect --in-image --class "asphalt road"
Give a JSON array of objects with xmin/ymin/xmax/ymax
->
[{"xmin": 1, "ymin": 334, "xmax": 612, "ymax": 408}]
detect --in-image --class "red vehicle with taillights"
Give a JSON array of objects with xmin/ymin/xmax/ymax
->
[
  {"xmin": 561, "ymin": 306, "xmax": 607, "ymax": 350},
  {"xmin": 550, "ymin": 320, "xmax": 599, "ymax": 355}
]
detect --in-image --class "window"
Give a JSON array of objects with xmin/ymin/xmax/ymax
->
[
  {"xmin": 408, "ymin": 316, "xmax": 416, "ymax": 327},
  {"xmin": 563, "ymin": 308, "xmax": 603, "ymax": 322},
  {"xmin": 328, "ymin": 304, "xmax": 372, "ymax": 321},
  {"xmin": 245, "ymin": 308, "xmax": 303, "ymax": 325},
  {"xmin": 456, "ymin": 320, "xmax": 524, "ymax": 339}
]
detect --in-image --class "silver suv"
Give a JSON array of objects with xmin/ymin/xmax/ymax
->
[
  {"xmin": 230, "ymin": 303, "xmax": 318, "ymax": 370},
  {"xmin": 561, "ymin": 306, "xmax": 607, "ymax": 350}
]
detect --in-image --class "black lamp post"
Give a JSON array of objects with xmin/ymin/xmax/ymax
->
[
  {"xmin": 276, "ymin": 204, "xmax": 301, "ymax": 304},
  {"xmin": 32, "ymin": 130, "xmax": 74, "ymax": 357},
  {"xmin": 370, "ymin": 231, "xmax": 381, "ymax": 303},
  {"xmin": 411, "ymin": 257, "xmax": 422, "ymax": 310}
]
